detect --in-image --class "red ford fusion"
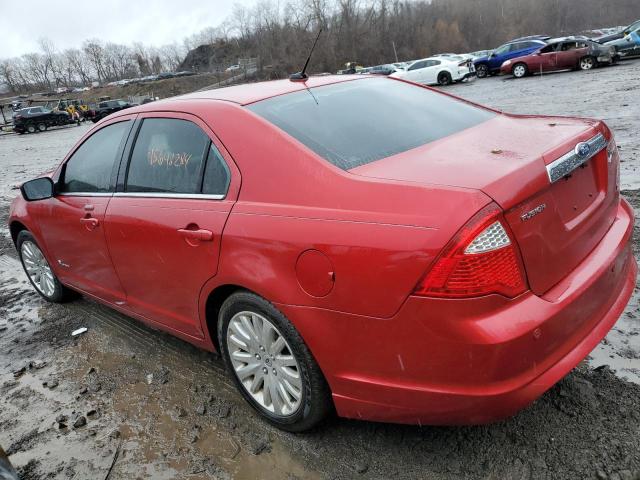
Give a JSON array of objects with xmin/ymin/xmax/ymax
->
[{"xmin": 8, "ymin": 76, "xmax": 636, "ymax": 431}]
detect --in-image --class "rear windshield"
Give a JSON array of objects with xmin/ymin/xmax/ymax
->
[{"xmin": 248, "ymin": 78, "xmax": 495, "ymax": 170}]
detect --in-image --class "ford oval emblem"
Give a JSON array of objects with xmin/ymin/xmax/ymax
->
[{"xmin": 575, "ymin": 142, "xmax": 591, "ymax": 159}]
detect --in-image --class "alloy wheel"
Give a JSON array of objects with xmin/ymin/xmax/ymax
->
[
  {"xmin": 226, "ymin": 311, "xmax": 303, "ymax": 417},
  {"xmin": 438, "ymin": 73, "xmax": 452, "ymax": 86},
  {"xmin": 580, "ymin": 57, "xmax": 594, "ymax": 70},
  {"xmin": 513, "ymin": 65, "xmax": 527, "ymax": 78},
  {"xmin": 20, "ymin": 240, "xmax": 56, "ymax": 297}
]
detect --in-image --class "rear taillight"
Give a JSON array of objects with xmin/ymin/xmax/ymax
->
[{"xmin": 414, "ymin": 203, "xmax": 528, "ymax": 298}]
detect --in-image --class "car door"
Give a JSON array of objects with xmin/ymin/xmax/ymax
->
[
  {"xmin": 104, "ymin": 112, "xmax": 240, "ymax": 338},
  {"xmin": 556, "ymin": 41, "xmax": 582, "ymax": 69},
  {"xmin": 424, "ymin": 60, "xmax": 441, "ymax": 84},
  {"xmin": 536, "ymin": 43, "xmax": 558, "ymax": 71},
  {"xmin": 405, "ymin": 60, "xmax": 427, "ymax": 83},
  {"xmin": 32, "ymin": 117, "xmax": 134, "ymax": 303},
  {"xmin": 489, "ymin": 44, "xmax": 511, "ymax": 69}
]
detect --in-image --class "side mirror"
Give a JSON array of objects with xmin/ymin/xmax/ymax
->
[
  {"xmin": 489, "ymin": 53, "xmax": 496, "ymax": 58},
  {"xmin": 21, "ymin": 177, "xmax": 54, "ymax": 201}
]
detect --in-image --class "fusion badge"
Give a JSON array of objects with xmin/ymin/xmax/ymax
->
[{"xmin": 521, "ymin": 204, "xmax": 546, "ymax": 221}]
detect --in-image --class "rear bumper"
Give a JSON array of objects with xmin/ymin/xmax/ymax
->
[{"xmin": 279, "ymin": 199, "xmax": 636, "ymax": 425}]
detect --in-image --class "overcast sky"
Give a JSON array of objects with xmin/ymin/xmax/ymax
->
[{"xmin": 1, "ymin": 0, "xmax": 257, "ymax": 58}]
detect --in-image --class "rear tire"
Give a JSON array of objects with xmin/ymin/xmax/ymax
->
[
  {"xmin": 437, "ymin": 71, "xmax": 452, "ymax": 86},
  {"xmin": 37, "ymin": 122, "xmax": 47, "ymax": 132},
  {"xmin": 512, "ymin": 63, "xmax": 528, "ymax": 78},
  {"xmin": 579, "ymin": 56, "xmax": 595, "ymax": 70},
  {"xmin": 17, "ymin": 231, "xmax": 77, "ymax": 303},
  {"xmin": 476, "ymin": 64, "xmax": 489, "ymax": 78},
  {"xmin": 26, "ymin": 123, "xmax": 36, "ymax": 134},
  {"xmin": 218, "ymin": 291, "xmax": 332, "ymax": 432}
]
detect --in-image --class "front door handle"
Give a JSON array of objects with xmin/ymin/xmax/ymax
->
[
  {"xmin": 80, "ymin": 217, "xmax": 99, "ymax": 230},
  {"xmin": 177, "ymin": 228, "xmax": 214, "ymax": 242}
]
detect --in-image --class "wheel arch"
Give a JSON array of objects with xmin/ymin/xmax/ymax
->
[
  {"xmin": 9, "ymin": 220, "xmax": 28, "ymax": 246},
  {"xmin": 202, "ymin": 283, "xmax": 255, "ymax": 352}
]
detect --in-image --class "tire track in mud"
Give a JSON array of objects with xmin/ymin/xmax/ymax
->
[{"xmin": 0, "ymin": 253, "xmax": 235, "ymax": 392}]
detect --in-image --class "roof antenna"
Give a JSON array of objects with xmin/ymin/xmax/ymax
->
[{"xmin": 290, "ymin": 28, "xmax": 323, "ymax": 82}]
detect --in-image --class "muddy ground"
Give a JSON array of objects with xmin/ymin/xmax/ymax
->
[{"xmin": 1, "ymin": 59, "xmax": 640, "ymax": 480}]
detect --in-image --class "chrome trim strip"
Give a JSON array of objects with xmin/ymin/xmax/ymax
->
[
  {"xmin": 57, "ymin": 192, "xmax": 113, "ymax": 197},
  {"xmin": 546, "ymin": 133, "xmax": 607, "ymax": 183},
  {"xmin": 113, "ymin": 192, "xmax": 225, "ymax": 200}
]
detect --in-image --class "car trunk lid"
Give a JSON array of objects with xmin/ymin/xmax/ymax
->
[{"xmin": 350, "ymin": 114, "xmax": 619, "ymax": 296}]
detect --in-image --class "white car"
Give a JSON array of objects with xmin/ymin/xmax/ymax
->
[
  {"xmin": 225, "ymin": 64, "xmax": 241, "ymax": 72},
  {"xmin": 390, "ymin": 56, "xmax": 475, "ymax": 86}
]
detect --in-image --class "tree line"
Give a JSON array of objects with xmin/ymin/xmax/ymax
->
[
  {"xmin": 1, "ymin": 0, "xmax": 639, "ymax": 93},
  {"xmin": 208, "ymin": 0, "xmax": 639, "ymax": 78}
]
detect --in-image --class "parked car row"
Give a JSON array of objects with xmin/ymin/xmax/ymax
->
[
  {"xmin": 348, "ymin": 56, "xmax": 475, "ymax": 87},
  {"xmin": 498, "ymin": 37, "xmax": 618, "ymax": 78},
  {"xmin": 474, "ymin": 20, "xmax": 639, "ymax": 80},
  {"xmin": 105, "ymin": 71, "xmax": 196, "ymax": 88},
  {"xmin": 347, "ymin": 20, "xmax": 638, "ymax": 85}
]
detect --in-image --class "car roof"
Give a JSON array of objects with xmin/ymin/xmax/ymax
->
[
  {"xmin": 548, "ymin": 36, "xmax": 590, "ymax": 43},
  {"xmin": 509, "ymin": 35, "xmax": 551, "ymax": 42},
  {"xmin": 174, "ymin": 75, "xmax": 363, "ymax": 106},
  {"xmin": 506, "ymin": 39, "xmax": 546, "ymax": 46}
]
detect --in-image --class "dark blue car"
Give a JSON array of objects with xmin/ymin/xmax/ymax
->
[{"xmin": 474, "ymin": 38, "xmax": 548, "ymax": 78}]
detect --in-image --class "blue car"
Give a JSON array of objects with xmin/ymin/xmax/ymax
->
[{"xmin": 474, "ymin": 38, "xmax": 548, "ymax": 78}]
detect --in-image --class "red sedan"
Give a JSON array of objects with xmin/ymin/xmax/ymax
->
[
  {"xmin": 500, "ymin": 38, "xmax": 617, "ymax": 78},
  {"xmin": 9, "ymin": 76, "xmax": 636, "ymax": 431}
]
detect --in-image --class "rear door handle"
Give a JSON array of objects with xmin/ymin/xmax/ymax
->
[{"xmin": 177, "ymin": 228, "xmax": 214, "ymax": 242}]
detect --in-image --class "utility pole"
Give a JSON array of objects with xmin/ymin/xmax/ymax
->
[{"xmin": 392, "ymin": 41, "xmax": 399, "ymax": 63}]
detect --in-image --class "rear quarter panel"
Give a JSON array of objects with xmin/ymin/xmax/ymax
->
[{"xmin": 189, "ymin": 101, "xmax": 491, "ymax": 318}]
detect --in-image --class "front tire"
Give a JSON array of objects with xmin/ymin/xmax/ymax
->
[
  {"xmin": 476, "ymin": 64, "xmax": 489, "ymax": 78},
  {"xmin": 26, "ymin": 123, "xmax": 36, "ymax": 134},
  {"xmin": 17, "ymin": 231, "xmax": 76, "ymax": 303},
  {"xmin": 37, "ymin": 122, "xmax": 47, "ymax": 132},
  {"xmin": 512, "ymin": 63, "xmax": 528, "ymax": 78},
  {"xmin": 218, "ymin": 291, "xmax": 332, "ymax": 432},
  {"xmin": 579, "ymin": 56, "xmax": 596, "ymax": 70}
]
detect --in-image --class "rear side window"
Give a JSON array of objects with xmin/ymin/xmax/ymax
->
[
  {"xmin": 409, "ymin": 61, "xmax": 426, "ymax": 71},
  {"xmin": 202, "ymin": 145, "xmax": 231, "ymax": 196},
  {"xmin": 126, "ymin": 118, "xmax": 209, "ymax": 194},
  {"xmin": 61, "ymin": 121, "xmax": 130, "ymax": 193},
  {"xmin": 249, "ymin": 78, "xmax": 495, "ymax": 170}
]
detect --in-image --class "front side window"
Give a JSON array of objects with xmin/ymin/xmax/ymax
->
[
  {"xmin": 61, "ymin": 121, "xmax": 130, "ymax": 193},
  {"xmin": 494, "ymin": 45, "xmax": 510, "ymax": 55},
  {"xmin": 126, "ymin": 118, "xmax": 209, "ymax": 194},
  {"xmin": 249, "ymin": 77, "xmax": 495, "ymax": 170}
]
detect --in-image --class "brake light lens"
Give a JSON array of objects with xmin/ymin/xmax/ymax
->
[{"xmin": 414, "ymin": 203, "xmax": 528, "ymax": 298}]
